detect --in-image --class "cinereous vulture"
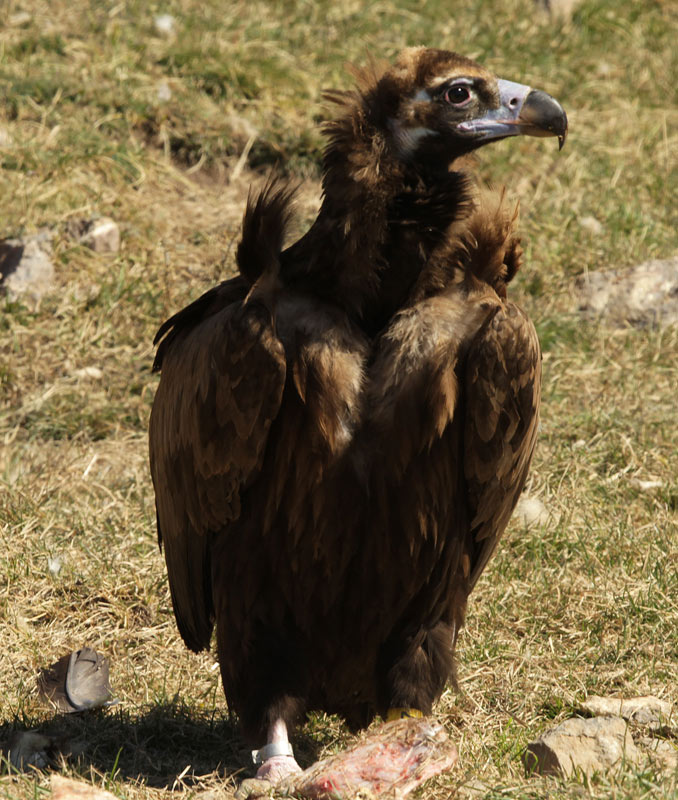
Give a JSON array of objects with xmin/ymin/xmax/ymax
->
[{"xmin": 149, "ymin": 47, "xmax": 567, "ymax": 783}]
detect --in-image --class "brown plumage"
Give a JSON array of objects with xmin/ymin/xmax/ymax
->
[{"xmin": 149, "ymin": 46, "xmax": 566, "ymax": 765}]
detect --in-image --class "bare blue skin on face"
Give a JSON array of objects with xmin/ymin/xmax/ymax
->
[{"xmin": 458, "ymin": 78, "xmax": 568, "ymax": 148}]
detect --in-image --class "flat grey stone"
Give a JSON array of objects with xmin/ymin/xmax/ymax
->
[
  {"xmin": 0, "ymin": 231, "xmax": 55, "ymax": 301},
  {"xmin": 636, "ymin": 736, "xmax": 678, "ymax": 770},
  {"xmin": 38, "ymin": 647, "xmax": 117, "ymax": 713},
  {"xmin": 576, "ymin": 257, "xmax": 678, "ymax": 328},
  {"xmin": 580, "ymin": 695, "xmax": 675, "ymax": 730},
  {"xmin": 524, "ymin": 716, "xmax": 640, "ymax": 777}
]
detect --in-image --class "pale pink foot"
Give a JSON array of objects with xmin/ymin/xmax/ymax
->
[
  {"xmin": 255, "ymin": 754, "xmax": 302, "ymax": 783},
  {"xmin": 236, "ymin": 756, "xmax": 302, "ymax": 799},
  {"xmin": 235, "ymin": 717, "xmax": 301, "ymax": 799}
]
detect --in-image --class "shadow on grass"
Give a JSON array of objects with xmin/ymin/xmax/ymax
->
[{"xmin": 0, "ymin": 703, "xmax": 320, "ymax": 789}]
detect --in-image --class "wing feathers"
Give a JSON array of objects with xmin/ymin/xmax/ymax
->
[
  {"xmin": 149, "ymin": 298, "xmax": 286, "ymax": 651},
  {"xmin": 464, "ymin": 302, "xmax": 541, "ymax": 586}
]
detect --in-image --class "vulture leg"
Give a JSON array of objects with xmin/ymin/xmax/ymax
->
[{"xmin": 252, "ymin": 718, "xmax": 302, "ymax": 782}]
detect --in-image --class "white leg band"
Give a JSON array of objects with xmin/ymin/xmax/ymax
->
[{"xmin": 252, "ymin": 741, "xmax": 295, "ymax": 766}]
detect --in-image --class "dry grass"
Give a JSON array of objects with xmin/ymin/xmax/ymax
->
[{"xmin": 1, "ymin": 0, "xmax": 677, "ymax": 798}]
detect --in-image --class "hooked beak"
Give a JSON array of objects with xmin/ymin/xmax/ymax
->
[{"xmin": 458, "ymin": 79, "xmax": 568, "ymax": 150}]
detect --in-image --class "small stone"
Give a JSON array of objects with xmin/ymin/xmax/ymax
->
[
  {"xmin": 6, "ymin": 731, "xmax": 53, "ymax": 770},
  {"xmin": 524, "ymin": 716, "xmax": 640, "ymax": 777},
  {"xmin": 9, "ymin": 11, "xmax": 32, "ymax": 26},
  {"xmin": 47, "ymin": 554, "xmax": 63, "ymax": 578},
  {"xmin": 514, "ymin": 495, "xmax": 550, "ymax": 528},
  {"xmin": 154, "ymin": 13, "xmax": 176, "ymax": 35},
  {"xmin": 156, "ymin": 81, "xmax": 172, "ymax": 102},
  {"xmin": 74, "ymin": 366, "xmax": 104, "ymax": 380},
  {"xmin": 579, "ymin": 216, "xmax": 604, "ymax": 236},
  {"xmin": 637, "ymin": 737, "xmax": 678, "ymax": 770},
  {"xmin": 80, "ymin": 217, "xmax": 120, "ymax": 253},
  {"xmin": 38, "ymin": 648, "xmax": 117, "ymax": 713},
  {"xmin": 629, "ymin": 478, "xmax": 663, "ymax": 492},
  {"xmin": 580, "ymin": 695, "xmax": 674, "ymax": 730},
  {"xmin": 0, "ymin": 231, "xmax": 55, "ymax": 302},
  {"xmin": 536, "ymin": 0, "xmax": 581, "ymax": 20},
  {"xmin": 51, "ymin": 776, "xmax": 120, "ymax": 800}
]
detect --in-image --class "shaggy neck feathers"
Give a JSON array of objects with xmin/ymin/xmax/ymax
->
[{"xmin": 281, "ymin": 86, "xmax": 477, "ymax": 334}]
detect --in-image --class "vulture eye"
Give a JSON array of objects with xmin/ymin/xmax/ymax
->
[{"xmin": 444, "ymin": 84, "xmax": 472, "ymax": 106}]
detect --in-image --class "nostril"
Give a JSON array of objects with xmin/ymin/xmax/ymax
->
[{"xmin": 497, "ymin": 79, "xmax": 532, "ymax": 114}]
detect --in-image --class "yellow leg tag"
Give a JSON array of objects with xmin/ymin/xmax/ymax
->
[{"xmin": 386, "ymin": 707, "xmax": 424, "ymax": 722}]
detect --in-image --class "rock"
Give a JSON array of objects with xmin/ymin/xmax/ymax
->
[
  {"xmin": 3, "ymin": 733, "xmax": 87, "ymax": 773},
  {"xmin": 154, "ymin": 13, "xmax": 176, "ymax": 36},
  {"xmin": 636, "ymin": 737, "xmax": 678, "ymax": 770},
  {"xmin": 536, "ymin": 0, "xmax": 582, "ymax": 21},
  {"xmin": 47, "ymin": 554, "xmax": 64, "ymax": 578},
  {"xmin": 0, "ymin": 231, "xmax": 55, "ymax": 302},
  {"xmin": 524, "ymin": 716, "xmax": 640, "ymax": 777},
  {"xmin": 156, "ymin": 81, "xmax": 172, "ymax": 102},
  {"xmin": 66, "ymin": 217, "xmax": 120, "ymax": 253},
  {"xmin": 5, "ymin": 731, "xmax": 54, "ymax": 769},
  {"xmin": 74, "ymin": 366, "xmax": 104, "ymax": 380},
  {"xmin": 51, "ymin": 776, "xmax": 120, "ymax": 800},
  {"xmin": 580, "ymin": 695, "xmax": 674, "ymax": 730},
  {"xmin": 81, "ymin": 218, "xmax": 120, "ymax": 253},
  {"xmin": 514, "ymin": 495, "xmax": 550, "ymax": 528},
  {"xmin": 629, "ymin": 478, "xmax": 663, "ymax": 492},
  {"xmin": 576, "ymin": 257, "xmax": 678, "ymax": 328},
  {"xmin": 579, "ymin": 215, "xmax": 604, "ymax": 236},
  {"xmin": 38, "ymin": 648, "xmax": 117, "ymax": 713}
]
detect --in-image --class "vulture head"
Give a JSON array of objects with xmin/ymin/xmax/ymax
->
[
  {"xmin": 323, "ymin": 46, "xmax": 567, "ymax": 188},
  {"xmin": 365, "ymin": 47, "xmax": 567, "ymax": 163},
  {"xmin": 312, "ymin": 47, "xmax": 567, "ymax": 328}
]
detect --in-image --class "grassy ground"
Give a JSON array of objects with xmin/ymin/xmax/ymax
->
[{"xmin": 1, "ymin": 0, "xmax": 677, "ymax": 798}]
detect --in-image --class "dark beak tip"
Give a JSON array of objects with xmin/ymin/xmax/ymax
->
[
  {"xmin": 520, "ymin": 89, "xmax": 568, "ymax": 149},
  {"xmin": 556, "ymin": 108, "xmax": 569, "ymax": 150},
  {"xmin": 557, "ymin": 113, "xmax": 568, "ymax": 150}
]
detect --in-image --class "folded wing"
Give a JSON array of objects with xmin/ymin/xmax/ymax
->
[
  {"xmin": 149, "ymin": 291, "xmax": 287, "ymax": 650},
  {"xmin": 463, "ymin": 301, "xmax": 541, "ymax": 588}
]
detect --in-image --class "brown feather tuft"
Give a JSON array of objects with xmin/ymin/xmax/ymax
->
[{"xmin": 237, "ymin": 176, "xmax": 298, "ymax": 287}]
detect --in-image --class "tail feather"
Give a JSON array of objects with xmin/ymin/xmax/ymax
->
[{"xmin": 237, "ymin": 176, "xmax": 298, "ymax": 287}]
